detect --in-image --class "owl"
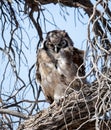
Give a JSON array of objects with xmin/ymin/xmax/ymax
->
[{"xmin": 36, "ymin": 30, "xmax": 85, "ymax": 104}]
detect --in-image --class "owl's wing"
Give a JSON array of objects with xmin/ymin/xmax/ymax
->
[
  {"xmin": 36, "ymin": 50, "xmax": 41, "ymax": 83},
  {"xmin": 36, "ymin": 49, "xmax": 53, "ymax": 103},
  {"xmin": 55, "ymin": 46, "xmax": 85, "ymax": 93},
  {"xmin": 72, "ymin": 47, "xmax": 85, "ymax": 76}
]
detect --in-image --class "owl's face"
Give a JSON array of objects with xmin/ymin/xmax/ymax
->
[{"xmin": 43, "ymin": 30, "xmax": 73, "ymax": 53}]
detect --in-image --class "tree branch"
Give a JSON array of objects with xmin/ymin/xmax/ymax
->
[{"xmin": 0, "ymin": 108, "xmax": 28, "ymax": 119}]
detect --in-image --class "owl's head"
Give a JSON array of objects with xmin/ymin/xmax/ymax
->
[{"xmin": 43, "ymin": 30, "xmax": 73, "ymax": 53}]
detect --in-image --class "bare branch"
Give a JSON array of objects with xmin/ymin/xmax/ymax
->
[{"xmin": 0, "ymin": 108, "xmax": 28, "ymax": 119}]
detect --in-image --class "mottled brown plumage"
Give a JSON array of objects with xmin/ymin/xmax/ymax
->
[{"xmin": 36, "ymin": 30, "xmax": 85, "ymax": 104}]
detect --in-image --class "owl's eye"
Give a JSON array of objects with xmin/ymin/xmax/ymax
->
[
  {"xmin": 44, "ymin": 41, "xmax": 54, "ymax": 50},
  {"xmin": 48, "ymin": 43, "xmax": 55, "ymax": 50},
  {"xmin": 58, "ymin": 39, "xmax": 68, "ymax": 48},
  {"xmin": 49, "ymin": 44, "xmax": 54, "ymax": 47}
]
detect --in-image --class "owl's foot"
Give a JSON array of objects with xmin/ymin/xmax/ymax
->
[{"xmin": 54, "ymin": 96, "xmax": 65, "ymax": 106}]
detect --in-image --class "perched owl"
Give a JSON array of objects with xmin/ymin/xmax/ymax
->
[{"xmin": 36, "ymin": 30, "xmax": 85, "ymax": 104}]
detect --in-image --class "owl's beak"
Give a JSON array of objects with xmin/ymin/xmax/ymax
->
[{"xmin": 54, "ymin": 46, "xmax": 60, "ymax": 53}]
